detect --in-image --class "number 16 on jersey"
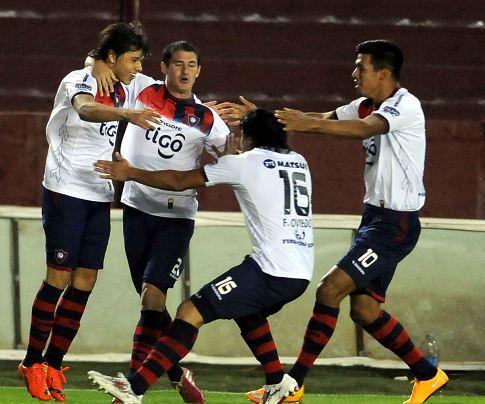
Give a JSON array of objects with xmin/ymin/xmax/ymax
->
[{"xmin": 279, "ymin": 170, "xmax": 310, "ymax": 216}]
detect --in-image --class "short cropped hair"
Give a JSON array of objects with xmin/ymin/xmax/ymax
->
[
  {"xmin": 161, "ymin": 41, "xmax": 201, "ymax": 65},
  {"xmin": 241, "ymin": 109, "xmax": 289, "ymax": 150},
  {"xmin": 90, "ymin": 21, "xmax": 149, "ymax": 60},
  {"xmin": 356, "ymin": 39, "xmax": 403, "ymax": 80}
]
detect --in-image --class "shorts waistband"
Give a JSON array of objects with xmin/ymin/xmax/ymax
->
[{"xmin": 364, "ymin": 203, "xmax": 419, "ymax": 218}]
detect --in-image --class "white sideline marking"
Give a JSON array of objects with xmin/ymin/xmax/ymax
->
[{"xmin": 2, "ymin": 349, "xmax": 484, "ymax": 371}]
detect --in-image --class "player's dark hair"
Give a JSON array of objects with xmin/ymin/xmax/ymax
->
[
  {"xmin": 162, "ymin": 40, "xmax": 201, "ymax": 65},
  {"xmin": 241, "ymin": 109, "xmax": 289, "ymax": 151},
  {"xmin": 90, "ymin": 21, "xmax": 149, "ymax": 60},
  {"xmin": 356, "ymin": 39, "xmax": 403, "ymax": 80}
]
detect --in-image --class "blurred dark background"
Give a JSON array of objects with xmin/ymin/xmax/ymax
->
[{"xmin": 0, "ymin": 0, "xmax": 484, "ymax": 218}]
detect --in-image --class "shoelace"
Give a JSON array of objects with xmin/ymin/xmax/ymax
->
[
  {"xmin": 408, "ymin": 378, "xmax": 419, "ymax": 398},
  {"xmin": 57, "ymin": 366, "xmax": 70, "ymax": 384},
  {"xmin": 114, "ymin": 378, "xmax": 131, "ymax": 392},
  {"xmin": 31, "ymin": 364, "xmax": 48, "ymax": 385}
]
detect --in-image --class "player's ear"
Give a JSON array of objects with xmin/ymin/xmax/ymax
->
[
  {"xmin": 379, "ymin": 68, "xmax": 392, "ymax": 81},
  {"xmin": 106, "ymin": 50, "xmax": 117, "ymax": 65},
  {"xmin": 161, "ymin": 61, "xmax": 168, "ymax": 75},
  {"xmin": 195, "ymin": 65, "xmax": 201, "ymax": 78}
]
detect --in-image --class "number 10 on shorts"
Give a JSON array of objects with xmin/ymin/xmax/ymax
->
[{"xmin": 357, "ymin": 248, "xmax": 378, "ymax": 268}]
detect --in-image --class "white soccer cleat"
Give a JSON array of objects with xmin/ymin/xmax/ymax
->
[
  {"xmin": 87, "ymin": 370, "xmax": 143, "ymax": 404},
  {"xmin": 261, "ymin": 374, "xmax": 299, "ymax": 404}
]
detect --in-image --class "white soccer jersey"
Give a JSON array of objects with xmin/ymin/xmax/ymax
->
[
  {"xmin": 43, "ymin": 67, "xmax": 128, "ymax": 202},
  {"xmin": 336, "ymin": 88, "xmax": 426, "ymax": 211},
  {"xmin": 121, "ymin": 74, "xmax": 229, "ymax": 219},
  {"xmin": 204, "ymin": 148, "xmax": 314, "ymax": 280}
]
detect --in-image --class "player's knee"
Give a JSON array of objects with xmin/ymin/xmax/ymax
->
[
  {"xmin": 46, "ymin": 267, "xmax": 70, "ymax": 290},
  {"xmin": 349, "ymin": 305, "xmax": 378, "ymax": 326},
  {"xmin": 349, "ymin": 306, "xmax": 365, "ymax": 325},
  {"xmin": 72, "ymin": 268, "xmax": 98, "ymax": 291},
  {"xmin": 140, "ymin": 283, "xmax": 166, "ymax": 311},
  {"xmin": 316, "ymin": 275, "xmax": 343, "ymax": 305},
  {"xmin": 176, "ymin": 300, "xmax": 204, "ymax": 328}
]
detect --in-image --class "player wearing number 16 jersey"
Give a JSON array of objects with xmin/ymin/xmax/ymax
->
[{"xmin": 89, "ymin": 109, "xmax": 313, "ymax": 403}]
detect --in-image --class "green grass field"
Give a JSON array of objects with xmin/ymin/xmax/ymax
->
[
  {"xmin": 2, "ymin": 387, "xmax": 485, "ymax": 404},
  {"xmin": 2, "ymin": 360, "xmax": 484, "ymax": 403}
]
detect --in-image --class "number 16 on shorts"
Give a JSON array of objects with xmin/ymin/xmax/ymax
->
[{"xmin": 210, "ymin": 276, "xmax": 238, "ymax": 300}]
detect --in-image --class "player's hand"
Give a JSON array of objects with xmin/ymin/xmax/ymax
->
[
  {"xmin": 203, "ymin": 100, "xmax": 218, "ymax": 107},
  {"xmin": 210, "ymin": 133, "xmax": 242, "ymax": 157},
  {"xmin": 94, "ymin": 152, "xmax": 133, "ymax": 181},
  {"xmin": 125, "ymin": 108, "xmax": 161, "ymax": 130},
  {"xmin": 92, "ymin": 59, "xmax": 118, "ymax": 97},
  {"xmin": 275, "ymin": 108, "xmax": 319, "ymax": 132},
  {"xmin": 211, "ymin": 96, "xmax": 257, "ymax": 126}
]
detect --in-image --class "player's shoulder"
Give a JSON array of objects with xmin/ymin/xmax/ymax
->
[
  {"xmin": 377, "ymin": 88, "xmax": 424, "ymax": 127},
  {"xmin": 132, "ymin": 73, "xmax": 161, "ymax": 88},
  {"xmin": 193, "ymin": 95, "xmax": 216, "ymax": 116},
  {"xmin": 134, "ymin": 75, "xmax": 163, "ymax": 96},
  {"xmin": 386, "ymin": 88, "xmax": 422, "ymax": 110},
  {"xmin": 246, "ymin": 148, "xmax": 309, "ymax": 168},
  {"xmin": 61, "ymin": 67, "xmax": 96, "ymax": 93}
]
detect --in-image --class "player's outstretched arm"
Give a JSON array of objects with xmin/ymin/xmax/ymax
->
[
  {"xmin": 275, "ymin": 108, "xmax": 386, "ymax": 139},
  {"xmin": 73, "ymin": 94, "xmax": 160, "ymax": 130},
  {"xmin": 94, "ymin": 152, "xmax": 207, "ymax": 191},
  {"xmin": 210, "ymin": 96, "xmax": 257, "ymax": 126}
]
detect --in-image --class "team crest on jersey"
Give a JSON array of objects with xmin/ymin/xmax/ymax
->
[
  {"xmin": 263, "ymin": 159, "xmax": 276, "ymax": 169},
  {"xmin": 54, "ymin": 249, "xmax": 69, "ymax": 264},
  {"xmin": 184, "ymin": 114, "xmax": 200, "ymax": 127}
]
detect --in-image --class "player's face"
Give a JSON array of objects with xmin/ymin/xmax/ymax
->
[
  {"xmin": 162, "ymin": 50, "xmax": 201, "ymax": 99},
  {"xmin": 351, "ymin": 53, "xmax": 382, "ymax": 98},
  {"xmin": 111, "ymin": 49, "xmax": 144, "ymax": 85}
]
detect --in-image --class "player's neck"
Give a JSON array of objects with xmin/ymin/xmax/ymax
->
[
  {"xmin": 165, "ymin": 83, "xmax": 192, "ymax": 101},
  {"xmin": 371, "ymin": 83, "xmax": 400, "ymax": 105}
]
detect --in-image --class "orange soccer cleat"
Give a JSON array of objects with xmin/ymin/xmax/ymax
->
[
  {"xmin": 46, "ymin": 365, "xmax": 70, "ymax": 401},
  {"xmin": 404, "ymin": 368, "xmax": 449, "ymax": 403},
  {"xmin": 18, "ymin": 362, "xmax": 52, "ymax": 401}
]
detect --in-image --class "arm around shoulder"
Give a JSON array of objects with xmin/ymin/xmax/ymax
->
[
  {"xmin": 94, "ymin": 153, "xmax": 208, "ymax": 191},
  {"xmin": 130, "ymin": 167, "xmax": 207, "ymax": 191}
]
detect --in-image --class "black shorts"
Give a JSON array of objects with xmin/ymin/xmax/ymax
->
[
  {"xmin": 191, "ymin": 256, "xmax": 309, "ymax": 323},
  {"xmin": 42, "ymin": 186, "xmax": 111, "ymax": 271},
  {"xmin": 337, "ymin": 204, "xmax": 421, "ymax": 302},
  {"xmin": 123, "ymin": 205, "xmax": 195, "ymax": 294}
]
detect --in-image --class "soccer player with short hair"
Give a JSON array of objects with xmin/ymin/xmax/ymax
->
[
  {"xmin": 244, "ymin": 39, "xmax": 448, "ymax": 404},
  {"xmin": 91, "ymin": 40, "xmax": 229, "ymax": 402},
  {"xmin": 88, "ymin": 108, "xmax": 313, "ymax": 404},
  {"xmin": 17, "ymin": 22, "xmax": 160, "ymax": 402}
]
